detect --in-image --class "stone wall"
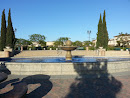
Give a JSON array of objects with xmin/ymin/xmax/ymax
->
[
  {"xmin": 1, "ymin": 61, "xmax": 130, "ymax": 75},
  {"xmin": 0, "ymin": 48, "xmax": 14, "ymax": 58},
  {"xmin": 106, "ymin": 51, "xmax": 129, "ymax": 56},
  {"xmin": 0, "ymin": 51, "xmax": 5, "ymax": 57},
  {"xmin": 14, "ymin": 50, "xmax": 130, "ymax": 57},
  {"xmin": 0, "ymin": 50, "xmax": 129, "ymax": 58}
]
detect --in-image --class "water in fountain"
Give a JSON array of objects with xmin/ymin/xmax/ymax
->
[{"xmin": 1, "ymin": 56, "xmax": 130, "ymax": 63}]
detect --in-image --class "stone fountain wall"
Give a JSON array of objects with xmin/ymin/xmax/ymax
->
[
  {"xmin": 1, "ymin": 61, "xmax": 130, "ymax": 76},
  {"xmin": 14, "ymin": 50, "xmax": 130, "ymax": 57}
]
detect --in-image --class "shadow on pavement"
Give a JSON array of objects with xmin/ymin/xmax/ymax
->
[
  {"xmin": 0, "ymin": 74, "xmax": 52, "ymax": 98},
  {"xmin": 0, "ymin": 78, "xmax": 19, "ymax": 89},
  {"xmin": 65, "ymin": 60, "xmax": 122, "ymax": 98},
  {"xmin": 21, "ymin": 74, "xmax": 53, "ymax": 98}
]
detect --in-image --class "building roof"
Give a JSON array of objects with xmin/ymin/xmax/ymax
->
[{"xmin": 114, "ymin": 34, "xmax": 130, "ymax": 37}]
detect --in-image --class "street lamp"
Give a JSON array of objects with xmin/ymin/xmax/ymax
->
[{"xmin": 87, "ymin": 30, "xmax": 91, "ymax": 41}]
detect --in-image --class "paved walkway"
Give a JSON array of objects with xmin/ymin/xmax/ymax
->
[{"xmin": 0, "ymin": 72, "xmax": 130, "ymax": 98}]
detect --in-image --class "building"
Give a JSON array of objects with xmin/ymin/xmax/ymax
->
[
  {"xmin": 46, "ymin": 41, "xmax": 55, "ymax": 47},
  {"xmin": 108, "ymin": 38, "xmax": 118, "ymax": 46},
  {"xmin": 92, "ymin": 34, "xmax": 130, "ymax": 47},
  {"xmin": 113, "ymin": 34, "xmax": 130, "ymax": 46},
  {"xmin": 32, "ymin": 42, "xmax": 41, "ymax": 47}
]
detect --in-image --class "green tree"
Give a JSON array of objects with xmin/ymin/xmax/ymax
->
[
  {"xmin": 54, "ymin": 37, "xmax": 69, "ymax": 47},
  {"xmin": 117, "ymin": 41, "xmax": 121, "ymax": 47},
  {"xmin": 83, "ymin": 41, "xmax": 92, "ymax": 47},
  {"xmin": 15, "ymin": 38, "xmax": 32, "ymax": 46},
  {"xmin": 54, "ymin": 40, "xmax": 62, "ymax": 47},
  {"xmin": 29, "ymin": 34, "xmax": 46, "ymax": 42},
  {"xmin": 39, "ymin": 40, "xmax": 46, "ymax": 46},
  {"xmin": 103, "ymin": 10, "xmax": 109, "ymax": 49},
  {"xmin": 0, "ymin": 9, "xmax": 7, "ymax": 51},
  {"xmin": 117, "ymin": 34, "xmax": 129, "ymax": 48},
  {"xmin": 72, "ymin": 40, "xmax": 82, "ymax": 47},
  {"xmin": 6, "ymin": 9, "xmax": 16, "ymax": 48},
  {"xmin": 96, "ymin": 11, "xmax": 109, "ymax": 49},
  {"xmin": 96, "ymin": 14, "xmax": 103, "ymax": 48}
]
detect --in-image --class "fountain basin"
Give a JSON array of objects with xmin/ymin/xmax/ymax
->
[
  {"xmin": 59, "ymin": 46, "xmax": 77, "ymax": 60},
  {"xmin": 59, "ymin": 46, "xmax": 77, "ymax": 51},
  {"xmin": 0, "ymin": 57, "xmax": 130, "ymax": 76}
]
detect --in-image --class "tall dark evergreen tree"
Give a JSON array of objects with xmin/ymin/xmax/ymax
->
[
  {"xmin": 0, "ymin": 9, "xmax": 7, "ymax": 51},
  {"xmin": 96, "ymin": 11, "xmax": 109, "ymax": 49},
  {"xmin": 96, "ymin": 14, "xmax": 103, "ymax": 48},
  {"xmin": 103, "ymin": 10, "xmax": 109, "ymax": 49},
  {"xmin": 6, "ymin": 9, "xmax": 15, "ymax": 48}
]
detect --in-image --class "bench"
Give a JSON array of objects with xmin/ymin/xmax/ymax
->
[{"xmin": 114, "ymin": 48, "xmax": 121, "ymax": 51}]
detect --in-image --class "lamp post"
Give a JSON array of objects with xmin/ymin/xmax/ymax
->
[{"xmin": 87, "ymin": 30, "xmax": 91, "ymax": 41}]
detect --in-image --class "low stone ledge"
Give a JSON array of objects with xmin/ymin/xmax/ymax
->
[{"xmin": 3, "ymin": 61, "xmax": 130, "ymax": 75}]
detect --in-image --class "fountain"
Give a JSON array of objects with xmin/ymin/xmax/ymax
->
[
  {"xmin": 59, "ymin": 40, "xmax": 77, "ymax": 61},
  {"xmin": 1, "ymin": 39, "xmax": 130, "ymax": 76}
]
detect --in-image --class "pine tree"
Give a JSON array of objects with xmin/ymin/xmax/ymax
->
[
  {"xmin": 6, "ymin": 9, "xmax": 15, "ymax": 48},
  {"xmin": 96, "ymin": 14, "xmax": 103, "ymax": 48},
  {"xmin": 0, "ymin": 9, "xmax": 7, "ymax": 51},
  {"xmin": 103, "ymin": 10, "xmax": 109, "ymax": 49}
]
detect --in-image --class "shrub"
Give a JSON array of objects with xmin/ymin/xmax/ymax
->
[
  {"xmin": 107, "ymin": 46, "xmax": 115, "ymax": 50},
  {"xmin": 89, "ymin": 46, "xmax": 95, "ymax": 50}
]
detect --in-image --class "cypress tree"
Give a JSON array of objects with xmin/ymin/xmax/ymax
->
[
  {"xmin": 96, "ymin": 14, "xmax": 103, "ymax": 48},
  {"xmin": 0, "ymin": 9, "xmax": 7, "ymax": 51},
  {"xmin": 6, "ymin": 9, "xmax": 15, "ymax": 49},
  {"xmin": 103, "ymin": 10, "xmax": 109, "ymax": 49}
]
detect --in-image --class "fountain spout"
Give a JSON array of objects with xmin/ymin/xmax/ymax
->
[{"xmin": 59, "ymin": 40, "xmax": 77, "ymax": 61}]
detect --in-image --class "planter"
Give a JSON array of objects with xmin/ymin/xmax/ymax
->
[
  {"xmin": 99, "ymin": 47, "xmax": 103, "ymax": 49},
  {"xmin": 6, "ymin": 46, "xmax": 10, "ymax": 49}
]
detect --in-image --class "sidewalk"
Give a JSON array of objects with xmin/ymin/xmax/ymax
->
[{"xmin": 0, "ymin": 72, "xmax": 130, "ymax": 98}]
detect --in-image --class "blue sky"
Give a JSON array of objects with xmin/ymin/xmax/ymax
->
[{"xmin": 0, "ymin": 0, "xmax": 130, "ymax": 42}]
